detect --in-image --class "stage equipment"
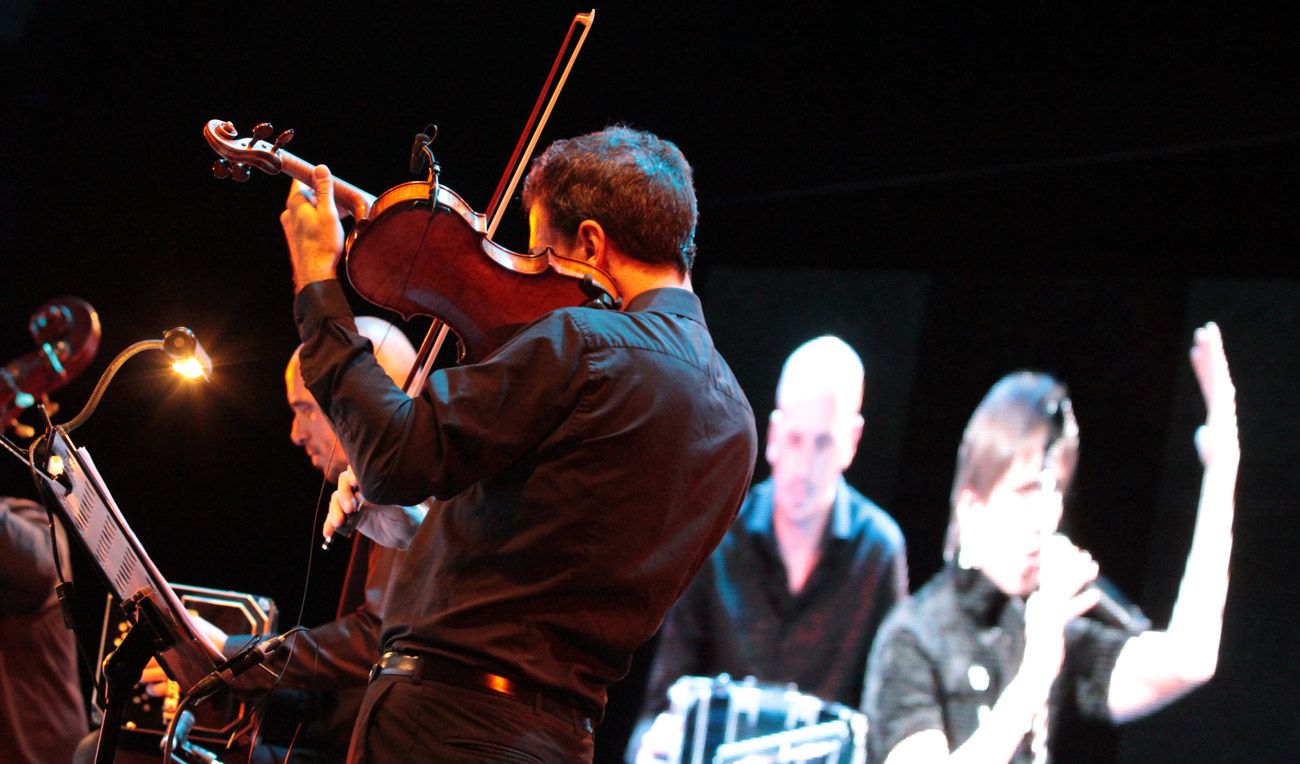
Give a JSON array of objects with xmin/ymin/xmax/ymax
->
[{"xmin": 667, "ymin": 674, "xmax": 866, "ymax": 764}]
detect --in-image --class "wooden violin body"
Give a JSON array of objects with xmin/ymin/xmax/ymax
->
[
  {"xmin": 349, "ymin": 180, "xmax": 617, "ymax": 362},
  {"xmin": 204, "ymin": 120, "xmax": 619, "ymax": 363}
]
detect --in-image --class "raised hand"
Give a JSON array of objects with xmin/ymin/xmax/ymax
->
[{"xmin": 1189, "ymin": 322, "xmax": 1238, "ymax": 468}]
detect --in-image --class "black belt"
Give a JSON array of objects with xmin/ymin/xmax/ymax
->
[{"xmin": 370, "ymin": 651, "xmax": 595, "ymax": 734}]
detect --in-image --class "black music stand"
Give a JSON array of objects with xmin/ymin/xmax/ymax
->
[{"xmin": 29, "ymin": 425, "xmax": 223, "ymax": 764}]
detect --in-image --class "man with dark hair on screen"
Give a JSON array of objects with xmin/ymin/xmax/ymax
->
[{"xmin": 864, "ymin": 323, "xmax": 1238, "ymax": 764}]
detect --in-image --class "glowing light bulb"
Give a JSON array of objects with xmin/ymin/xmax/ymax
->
[{"xmin": 171, "ymin": 357, "xmax": 208, "ymax": 380}]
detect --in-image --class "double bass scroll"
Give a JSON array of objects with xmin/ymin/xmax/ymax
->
[{"xmin": 1, "ymin": 297, "xmax": 102, "ymax": 437}]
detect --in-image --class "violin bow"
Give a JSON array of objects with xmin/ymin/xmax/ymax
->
[{"xmin": 403, "ymin": 9, "xmax": 596, "ymax": 394}]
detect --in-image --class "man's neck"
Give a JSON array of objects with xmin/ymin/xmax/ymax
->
[
  {"xmin": 606, "ymin": 253, "xmax": 691, "ymax": 305},
  {"xmin": 772, "ymin": 503, "xmax": 832, "ymax": 595}
]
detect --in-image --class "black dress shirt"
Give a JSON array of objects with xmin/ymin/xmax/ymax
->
[
  {"xmin": 295, "ymin": 280, "xmax": 757, "ymax": 715},
  {"xmin": 639, "ymin": 477, "xmax": 908, "ymax": 718},
  {"xmin": 864, "ymin": 565, "xmax": 1128, "ymax": 763}
]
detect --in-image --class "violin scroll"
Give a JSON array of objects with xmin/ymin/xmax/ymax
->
[
  {"xmin": 204, "ymin": 118, "xmax": 374, "ymax": 219},
  {"xmin": 205, "ymin": 120, "xmax": 296, "ymax": 182}
]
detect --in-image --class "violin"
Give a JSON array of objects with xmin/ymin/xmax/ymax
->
[
  {"xmin": 1, "ymin": 297, "xmax": 102, "ymax": 436},
  {"xmin": 204, "ymin": 11, "xmax": 613, "ymax": 366}
]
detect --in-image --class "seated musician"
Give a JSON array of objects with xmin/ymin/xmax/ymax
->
[
  {"xmin": 135, "ymin": 317, "xmax": 418, "ymax": 762},
  {"xmin": 863, "ymin": 323, "xmax": 1238, "ymax": 764},
  {"xmin": 284, "ymin": 126, "xmax": 758, "ymax": 762},
  {"xmin": 631, "ymin": 335, "xmax": 909, "ymax": 762}
]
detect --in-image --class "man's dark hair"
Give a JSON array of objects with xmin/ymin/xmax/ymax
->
[
  {"xmin": 522, "ymin": 125, "xmax": 698, "ymax": 272},
  {"xmin": 942, "ymin": 371, "xmax": 1079, "ymax": 562}
]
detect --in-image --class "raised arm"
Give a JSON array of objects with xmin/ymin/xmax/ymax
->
[{"xmin": 1107, "ymin": 321, "xmax": 1239, "ymax": 722}]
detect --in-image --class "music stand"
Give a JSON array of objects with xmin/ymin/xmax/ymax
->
[{"xmin": 30, "ymin": 425, "xmax": 223, "ymax": 764}]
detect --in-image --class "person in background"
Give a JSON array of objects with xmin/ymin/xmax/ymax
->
[
  {"xmin": 1, "ymin": 493, "xmax": 88, "ymax": 763},
  {"xmin": 631, "ymin": 335, "xmax": 907, "ymax": 762},
  {"xmin": 138, "ymin": 316, "xmax": 418, "ymax": 762},
  {"xmin": 864, "ymin": 322, "xmax": 1237, "ymax": 764}
]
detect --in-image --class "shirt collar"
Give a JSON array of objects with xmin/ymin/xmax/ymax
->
[
  {"xmin": 623, "ymin": 287, "xmax": 706, "ymax": 326},
  {"xmin": 951, "ymin": 564, "xmax": 1013, "ymax": 627},
  {"xmin": 744, "ymin": 476, "xmax": 853, "ymax": 542}
]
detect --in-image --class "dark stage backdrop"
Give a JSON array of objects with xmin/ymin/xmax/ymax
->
[{"xmin": 2, "ymin": 3, "xmax": 1298, "ymax": 763}]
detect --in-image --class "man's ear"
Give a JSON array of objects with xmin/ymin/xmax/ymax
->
[
  {"xmin": 574, "ymin": 219, "xmax": 606, "ymax": 264},
  {"xmin": 840, "ymin": 413, "xmax": 865, "ymax": 470},
  {"xmin": 953, "ymin": 488, "xmax": 982, "ymax": 531},
  {"xmin": 764, "ymin": 410, "xmax": 782, "ymax": 468}
]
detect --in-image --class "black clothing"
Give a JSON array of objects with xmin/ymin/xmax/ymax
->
[
  {"xmin": 228, "ymin": 542, "xmax": 401, "ymax": 692},
  {"xmin": 641, "ymin": 477, "xmax": 907, "ymax": 717},
  {"xmin": 0, "ymin": 496, "xmax": 87, "ymax": 763},
  {"xmin": 864, "ymin": 565, "xmax": 1128, "ymax": 763},
  {"xmin": 351, "ymin": 673, "xmax": 594, "ymax": 763},
  {"xmin": 295, "ymin": 281, "xmax": 757, "ymax": 719},
  {"xmin": 224, "ymin": 539, "xmax": 404, "ymax": 760}
]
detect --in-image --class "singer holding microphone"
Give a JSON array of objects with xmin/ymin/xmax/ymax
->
[{"xmin": 863, "ymin": 323, "xmax": 1238, "ymax": 764}]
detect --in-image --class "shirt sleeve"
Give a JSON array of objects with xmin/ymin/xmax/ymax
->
[
  {"xmin": 0, "ymin": 498, "xmax": 59, "ymax": 615},
  {"xmin": 864, "ymin": 618, "xmax": 947, "ymax": 762},
  {"xmin": 231, "ymin": 538, "xmax": 401, "ymax": 693},
  {"xmin": 293, "ymin": 281, "xmax": 587, "ymax": 506},
  {"xmin": 1062, "ymin": 618, "xmax": 1129, "ymax": 722},
  {"xmin": 228, "ymin": 604, "xmax": 379, "ymax": 692}
]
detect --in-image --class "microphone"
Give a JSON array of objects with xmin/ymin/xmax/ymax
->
[
  {"xmin": 188, "ymin": 631, "xmax": 292, "ymax": 701},
  {"xmin": 408, "ymin": 124, "xmax": 439, "ymax": 177},
  {"xmin": 1088, "ymin": 575, "xmax": 1152, "ymax": 636},
  {"xmin": 1047, "ymin": 534, "xmax": 1152, "ymax": 636}
]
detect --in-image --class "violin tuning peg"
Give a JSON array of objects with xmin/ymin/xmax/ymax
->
[
  {"xmin": 230, "ymin": 163, "xmax": 251, "ymax": 182},
  {"xmin": 273, "ymin": 129, "xmax": 295, "ymax": 151},
  {"xmin": 211, "ymin": 158, "xmax": 232, "ymax": 180},
  {"xmin": 251, "ymin": 122, "xmax": 274, "ymax": 143}
]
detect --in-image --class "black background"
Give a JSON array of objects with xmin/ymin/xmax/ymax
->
[{"xmin": 2, "ymin": 3, "xmax": 1297, "ymax": 761}]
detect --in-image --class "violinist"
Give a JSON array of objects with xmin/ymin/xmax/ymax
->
[{"xmin": 283, "ymin": 126, "xmax": 758, "ymax": 762}]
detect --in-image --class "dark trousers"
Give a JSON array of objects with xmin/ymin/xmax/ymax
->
[{"xmin": 347, "ymin": 674, "xmax": 595, "ymax": 763}]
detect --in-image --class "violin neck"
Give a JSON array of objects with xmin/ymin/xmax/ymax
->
[{"xmin": 277, "ymin": 150, "xmax": 377, "ymax": 221}]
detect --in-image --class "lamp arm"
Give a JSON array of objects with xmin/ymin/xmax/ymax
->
[{"xmin": 61, "ymin": 339, "xmax": 164, "ymax": 433}]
